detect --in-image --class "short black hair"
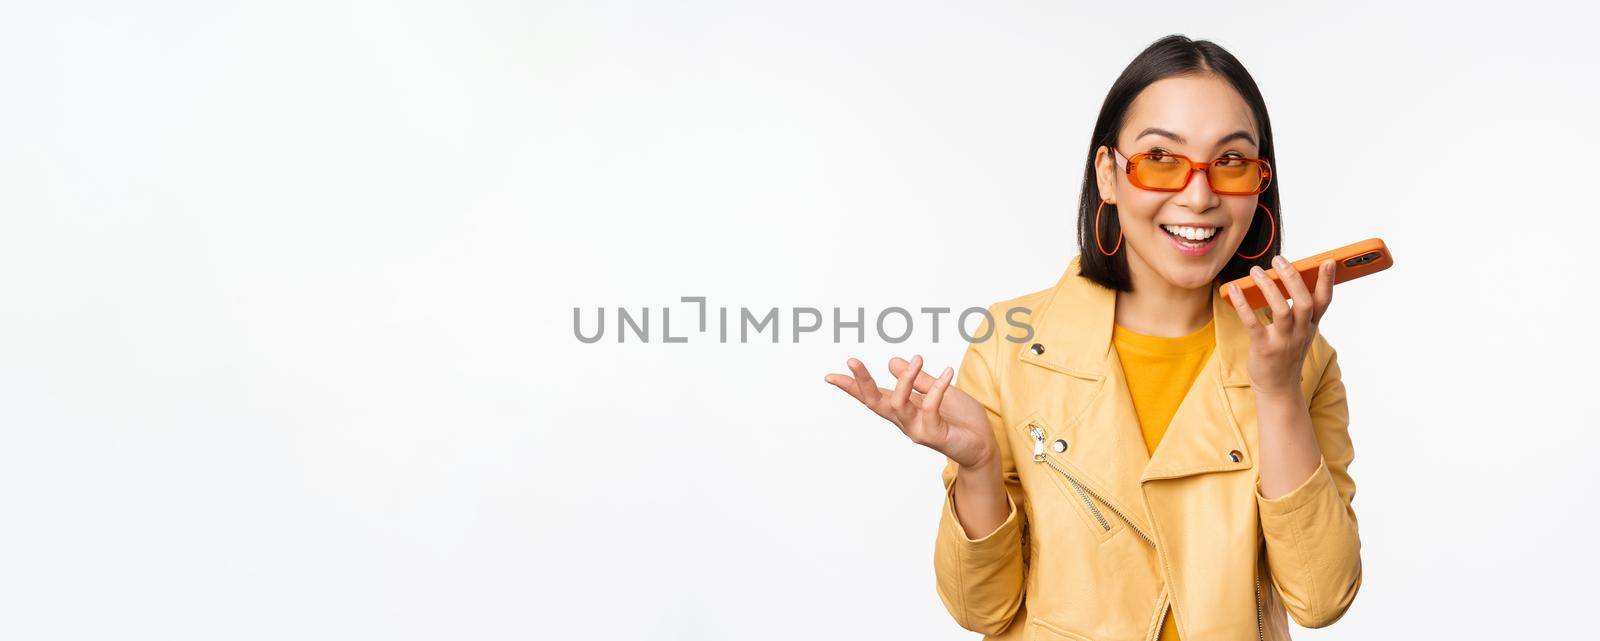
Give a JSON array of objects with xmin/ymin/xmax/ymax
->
[{"xmin": 1077, "ymin": 34, "xmax": 1282, "ymax": 292}]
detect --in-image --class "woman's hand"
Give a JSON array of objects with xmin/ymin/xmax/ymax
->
[
  {"xmin": 824, "ymin": 355, "xmax": 997, "ymax": 469},
  {"xmin": 1226, "ymin": 256, "xmax": 1336, "ymax": 398}
]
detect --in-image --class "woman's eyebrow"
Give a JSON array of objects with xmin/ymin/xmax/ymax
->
[
  {"xmin": 1136, "ymin": 127, "xmax": 1258, "ymax": 147},
  {"xmin": 1215, "ymin": 130, "xmax": 1257, "ymax": 147}
]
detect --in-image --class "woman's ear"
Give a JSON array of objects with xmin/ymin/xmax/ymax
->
[{"xmin": 1094, "ymin": 145, "xmax": 1118, "ymax": 203}]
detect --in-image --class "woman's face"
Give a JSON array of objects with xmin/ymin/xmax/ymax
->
[{"xmin": 1095, "ymin": 74, "xmax": 1264, "ymax": 291}]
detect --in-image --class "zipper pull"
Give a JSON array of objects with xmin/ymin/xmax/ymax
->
[{"xmin": 1029, "ymin": 425, "xmax": 1046, "ymax": 461}]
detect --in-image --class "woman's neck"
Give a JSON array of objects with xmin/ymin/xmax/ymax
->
[{"xmin": 1113, "ymin": 257, "xmax": 1213, "ymax": 338}]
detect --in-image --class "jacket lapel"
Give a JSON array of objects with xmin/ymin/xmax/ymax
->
[
  {"xmin": 1017, "ymin": 257, "xmax": 1262, "ymax": 531},
  {"xmin": 1140, "ymin": 281, "xmax": 1258, "ymax": 481}
]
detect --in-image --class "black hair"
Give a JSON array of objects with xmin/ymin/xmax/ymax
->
[{"xmin": 1077, "ymin": 34, "xmax": 1281, "ymax": 292}]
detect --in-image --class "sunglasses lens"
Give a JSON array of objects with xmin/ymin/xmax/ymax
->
[
  {"xmin": 1133, "ymin": 155, "xmax": 1192, "ymax": 189},
  {"xmin": 1209, "ymin": 158, "xmax": 1265, "ymax": 193}
]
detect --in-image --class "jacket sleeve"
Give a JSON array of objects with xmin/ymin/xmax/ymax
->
[
  {"xmin": 1255, "ymin": 334, "xmax": 1363, "ymax": 628},
  {"xmin": 933, "ymin": 309, "xmax": 1028, "ymax": 636}
]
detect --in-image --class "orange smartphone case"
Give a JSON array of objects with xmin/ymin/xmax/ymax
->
[{"xmin": 1220, "ymin": 238, "xmax": 1393, "ymax": 310}]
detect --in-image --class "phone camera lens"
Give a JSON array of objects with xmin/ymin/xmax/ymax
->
[{"xmin": 1342, "ymin": 251, "xmax": 1381, "ymax": 268}]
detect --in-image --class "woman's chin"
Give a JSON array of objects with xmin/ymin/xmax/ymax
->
[{"xmin": 1157, "ymin": 264, "xmax": 1222, "ymax": 291}]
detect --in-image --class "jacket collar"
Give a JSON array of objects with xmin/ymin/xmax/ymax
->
[
  {"xmin": 1018, "ymin": 255, "xmax": 1261, "ymax": 500},
  {"xmin": 1019, "ymin": 255, "xmax": 1254, "ymax": 388}
]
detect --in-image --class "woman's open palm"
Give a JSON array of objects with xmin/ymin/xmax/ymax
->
[{"xmin": 825, "ymin": 355, "xmax": 996, "ymax": 469}]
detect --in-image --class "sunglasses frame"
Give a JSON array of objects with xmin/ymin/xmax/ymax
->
[{"xmin": 1111, "ymin": 146, "xmax": 1272, "ymax": 196}]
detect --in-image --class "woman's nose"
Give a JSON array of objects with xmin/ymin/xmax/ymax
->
[{"xmin": 1176, "ymin": 166, "xmax": 1220, "ymax": 211}]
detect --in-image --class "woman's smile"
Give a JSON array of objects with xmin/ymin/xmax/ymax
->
[{"xmin": 1159, "ymin": 222, "xmax": 1223, "ymax": 256}]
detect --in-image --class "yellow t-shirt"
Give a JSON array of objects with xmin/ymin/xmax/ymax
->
[{"xmin": 1113, "ymin": 316, "xmax": 1216, "ymax": 641}]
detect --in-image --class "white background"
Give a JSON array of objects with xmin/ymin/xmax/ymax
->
[{"xmin": 2, "ymin": 1, "xmax": 1596, "ymax": 639}]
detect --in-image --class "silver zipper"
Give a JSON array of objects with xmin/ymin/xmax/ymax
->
[
  {"xmin": 1030, "ymin": 425, "xmax": 1267, "ymax": 639},
  {"xmin": 1032, "ymin": 423, "xmax": 1222, "ymax": 641},
  {"xmin": 1030, "ymin": 425, "xmax": 1111, "ymax": 531},
  {"xmin": 1254, "ymin": 573, "xmax": 1265, "ymax": 641},
  {"xmin": 1029, "ymin": 424, "xmax": 1153, "ymax": 545}
]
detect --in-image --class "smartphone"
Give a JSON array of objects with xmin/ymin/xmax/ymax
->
[{"xmin": 1221, "ymin": 238, "xmax": 1394, "ymax": 310}]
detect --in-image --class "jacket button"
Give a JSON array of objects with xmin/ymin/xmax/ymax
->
[
  {"xmin": 1052, "ymin": 439, "xmax": 1068, "ymax": 453},
  {"xmin": 1030, "ymin": 343, "xmax": 1045, "ymax": 355},
  {"xmin": 1228, "ymin": 450, "xmax": 1242, "ymax": 462}
]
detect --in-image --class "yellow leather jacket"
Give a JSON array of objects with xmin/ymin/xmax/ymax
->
[{"xmin": 934, "ymin": 256, "xmax": 1362, "ymax": 640}]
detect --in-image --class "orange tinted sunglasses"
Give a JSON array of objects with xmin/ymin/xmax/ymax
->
[{"xmin": 1112, "ymin": 147, "xmax": 1272, "ymax": 196}]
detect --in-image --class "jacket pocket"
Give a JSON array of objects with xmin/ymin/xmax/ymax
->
[
  {"xmin": 1026, "ymin": 616, "xmax": 1099, "ymax": 641},
  {"xmin": 1012, "ymin": 413, "xmax": 1123, "ymax": 543}
]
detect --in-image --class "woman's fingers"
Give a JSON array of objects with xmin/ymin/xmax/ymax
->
[
  {"xmin": 922, "ymin": 366, "xmax": 954, "ymax": 414},
  {"xmin": 1311, "ymin": 260, "xmax": 1335, "ymax": 325},
  {"xmin": 888, "ymin": 354, "xmax": 922, "ymax": 414},
  {"xmin": 888, "ymin": 356, "xmax": 942, "ymax": 394},
  {"xmin": 1226, "ymin": 283, "xmax": 1265, "ymax": 338},
  {"xmin": 824, "ymin": 373, "xmax": 862, "ymax": 403},
  {"xmin": 1273, "ymin": 255, "xmax": 1315, "ymax": 330},
  {"xmin": 831, "ymin": 357, "xmax": 958, "ymax": 443},
  {"xmin": 846, "ymin": 358, "xmax": 883, "ymax": 405},
  {"xmin": 1249, "ymin": 265, "xmax": 1291, "ymax": 327}
]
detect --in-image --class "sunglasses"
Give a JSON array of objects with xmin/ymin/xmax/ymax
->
[{"xmin": 1111, "ymin": 147, "xmax": 1272, "ymax": 196}]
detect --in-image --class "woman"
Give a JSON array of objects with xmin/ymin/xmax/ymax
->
[{"xmin": 824, "ymin": 35, "xmax": 1362, "ymax": 640}]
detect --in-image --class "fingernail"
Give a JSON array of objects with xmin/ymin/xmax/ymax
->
[
  {"xmin": 1251, "ymin": 266, "xmax": 1264, "ymax": 276},
  {"xmin": 1229, "ymin": 284, "xmax": 1241, "ymax": 297},
  {"xmin": 1273, "ymin": 256, "xmax": 1287, "ymax": 268}
]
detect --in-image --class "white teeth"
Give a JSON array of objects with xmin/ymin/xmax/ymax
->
[{"xmin": 1161, "ymin": 224, "xmax": 1218, "ymax": 241}]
